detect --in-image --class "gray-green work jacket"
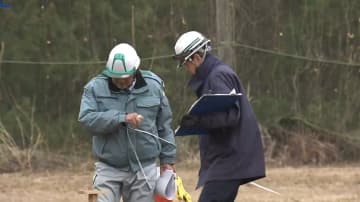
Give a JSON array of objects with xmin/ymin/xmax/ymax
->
[{"xmin": 78, "ymin": 70, "xmax": 176, "ymax": 172}]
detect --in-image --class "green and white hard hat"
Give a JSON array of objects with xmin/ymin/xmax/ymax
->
[
  {"xmin": 173, "ymin": 31, "xmax": 211, "ymax": 68},
  {"xmin": 103, "ymin": 43, "xmax": 140, "ymax": 78}
]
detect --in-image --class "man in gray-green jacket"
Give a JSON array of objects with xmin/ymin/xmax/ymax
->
[{"xmin": 78, "ymin": 43, "xmax": 176, "ymax": 202}]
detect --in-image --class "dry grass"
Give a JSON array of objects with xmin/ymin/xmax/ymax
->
[
  {"xmin": 0, "ymin": 163, "xmax": 359, "ymax": 202},
  {"xmin": 0, "ymin": 96, "xmax": 43, "ymax": 172}
]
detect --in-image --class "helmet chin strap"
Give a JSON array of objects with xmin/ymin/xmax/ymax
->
[
  {"xmin": 195, "ymin": 45, "xmax": 209, "ymax": 67},
  {"xmin": 197, "ymin": 42, "xmax": 210, "ymax": 66},
  {"xmin": 201, "ymin": 49, "xmax": 208, "ymax": 62}
]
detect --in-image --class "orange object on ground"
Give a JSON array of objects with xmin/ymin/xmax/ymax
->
[{"xmin": 154, "ymin": 194, "xmax": 172, "ymax": 202}]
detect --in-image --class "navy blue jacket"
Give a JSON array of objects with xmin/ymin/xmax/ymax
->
[{"xmin": 188, "ymin": 54, "xmax": 265, "ymax": 188}]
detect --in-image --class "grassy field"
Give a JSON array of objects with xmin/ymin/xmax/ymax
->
[{"xmin": 0, "ymin": 163, "xmax": 359, "ymax": 202}]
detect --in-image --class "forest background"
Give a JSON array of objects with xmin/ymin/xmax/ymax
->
[{"xmin": 0, "ymin": 0, "xmax": 359, "ymax": 172}]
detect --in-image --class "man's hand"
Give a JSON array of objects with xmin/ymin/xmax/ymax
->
[
  {"xmin": 125, "ymin": 113, "xmax": 143, "ymax": 128},
  {"xmin": 160, "ymin": 164, "xmax": 175, "ymax": 176},
  {"xmin": 180, "ymin": 114, "xmax": 200, "ymax": 128}
]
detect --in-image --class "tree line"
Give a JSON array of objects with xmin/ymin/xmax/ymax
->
[{"xmin": 0, "ymin": 0, "xmax": 359, "ymax": 170}]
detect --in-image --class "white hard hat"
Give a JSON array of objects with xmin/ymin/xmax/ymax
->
[
  {"xmin": 103, "ymin": 43, "xmax": 140, "ymax": 78},
  {"xmin": 173, "ymin": 31, "xmax": 211, "ymax": 67}
]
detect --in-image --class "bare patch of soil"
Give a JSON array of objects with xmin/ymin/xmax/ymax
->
[{"xmin": 0, "ymin": 164, "xmax": 359, "ymax": 202}]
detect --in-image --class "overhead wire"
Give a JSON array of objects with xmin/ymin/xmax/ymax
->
[
  {"xmin": 0, "ymin": 42, "xmax": 359, "ymax": 67},
  {"xmin": 0, "ymin": 54, "xmax": 175, "ymax": 65},
  {"xmin": 0, "ymin": 60, "xmax": 105, "ymax": 65},
  {"xmin": 228, "ymin": 42, "xmax": 360, "ymax": 67}
]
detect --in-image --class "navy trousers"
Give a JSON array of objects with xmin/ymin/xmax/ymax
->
[{"xmin": 198, "ymin": 180, "xmax": 242, "ymax": 202}]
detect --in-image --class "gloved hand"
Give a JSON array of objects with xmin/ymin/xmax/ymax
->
[
  {"xmin": 176, "ymin": 176, "xmax": 192, "ymax": 202},
  {"xmin": 180, "ymin": 114, "xmax": 200, "ymax": 128}
]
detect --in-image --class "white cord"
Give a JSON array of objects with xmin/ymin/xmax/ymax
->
[
  {"xmin": 125, "ymin": 126, "xmax": 176, "ymax": 191},
  {"xmin": 126, "ymin": 127, "xmax": 152, "ymax": 190},
  {"xmin": 128, "ymin": 127, "xmax": 176, "ymax": 146},
  {"xmin": 249, "ymin": 182, "xmax": 280, "ymax": 195}
]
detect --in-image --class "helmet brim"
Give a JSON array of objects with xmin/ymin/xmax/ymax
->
[{"xmin": 102, "ymin": 68, "xmax": 137, "ymax": 78}]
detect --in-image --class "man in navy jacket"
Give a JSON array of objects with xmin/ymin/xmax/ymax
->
[{"xmin": 173, "ymin": 31, "xmax": 265, "ymax": 202}]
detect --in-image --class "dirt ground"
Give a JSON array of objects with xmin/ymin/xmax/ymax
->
[{"xmin": 0, "ymin": 163, "xmax": 359, "ymax": 202}]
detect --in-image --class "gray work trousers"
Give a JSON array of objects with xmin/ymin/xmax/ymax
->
[{"xmin": 93, "ymin": 161, "xmax": 157, "ymax": 202}]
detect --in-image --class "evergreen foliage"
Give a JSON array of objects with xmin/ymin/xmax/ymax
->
[{"xmin": 0, "ymin": 0, "xmax": 359, "ymax": 164}]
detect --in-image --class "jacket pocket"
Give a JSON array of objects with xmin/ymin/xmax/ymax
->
[
  {"xmin": 136, "ymin": 96, "xmax": 160, "ymax": 108},
  {"xmin": 135, "ymin": 131, "xmax": 161, "ymax": 161},
  {"xmin": 135, "ymin": 96, "xmax": 161, "ymax": 128},
  {"xmin": 96, "ymin": 95, "xmax": 120, "ymax": 111},
  {"xmin": 94, "ymin": 132, "xmax": 128, "ymax": 167},
  {"xmin": 92, "ymin": 136, "xmax": 106, "ymax": 157}
]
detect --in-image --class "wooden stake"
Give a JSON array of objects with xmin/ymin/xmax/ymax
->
[
  {"xmin": 79, "ymin": 190, "xmax": 102, "ymax": 202},
  {"xmin": 88, "ymin": 192, "xmax": 98, "ymax": 202}
]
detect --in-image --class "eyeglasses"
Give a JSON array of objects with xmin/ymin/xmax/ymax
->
[{"xmin": 178, "ymin": 57, "xmax": 193, "ymax": 68}]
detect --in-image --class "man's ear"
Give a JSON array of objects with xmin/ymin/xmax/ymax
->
[{"xmin": 193, "ymin": 53, "xmax": 203, "ymax": 65}]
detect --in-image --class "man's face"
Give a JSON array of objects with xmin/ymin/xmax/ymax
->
[
  {"xmin": 112, "ymin": 75, "xmax": 135, "ymax": 90},
  {"xmin": 183, "ymin": 54, "xmax": 202, "ymax": 76}
]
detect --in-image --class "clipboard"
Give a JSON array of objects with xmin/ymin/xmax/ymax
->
[{"xmin": 175, "ymin": 90, "xmax": 242, "ymax": 136}]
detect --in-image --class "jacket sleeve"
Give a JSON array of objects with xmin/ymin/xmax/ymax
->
[
  {"xmin": 78, "ymin": 84, "xmax": 126, "ymax": 135},
  {"xmin": 198, "ymin": 101, "xmax": 240, "ymax": 129},
  {"xmin": 156, "ymin": 89, "xmax": 176, "ymax": 165},
  {"xmin": 198, "ymin": 72, "xmax": 241, "ymax": 129}
]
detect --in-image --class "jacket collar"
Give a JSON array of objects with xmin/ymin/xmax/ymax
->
[
  {"xmin": 188, "ymin": 54, "xmax": 222, "ymax": 94},
  {"xmin": 107, "ymin": 71, "xmax": 148, "ymax": 94}
]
